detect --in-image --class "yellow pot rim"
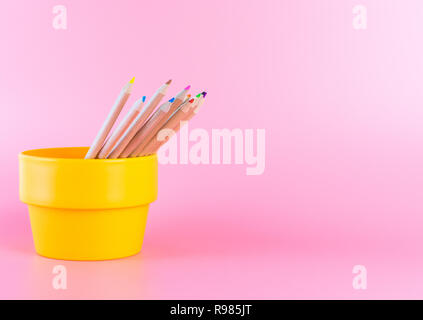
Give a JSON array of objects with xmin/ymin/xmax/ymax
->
[
  {"xmin": 19, "ymin": 147, "xmax": 158, "ymax": 209},
  {"xmin": 19, "ymin": 146, "xmax": 156, "ymax": 162}
]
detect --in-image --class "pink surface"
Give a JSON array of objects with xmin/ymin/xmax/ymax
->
[{"xmin": 1, "ymin": 0, "xmax": 423, "ymax": 299}]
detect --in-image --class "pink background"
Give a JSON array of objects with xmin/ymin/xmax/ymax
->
[{"xmin": 1, "ymin": 0, "xmax": 423, "ymax": 299}]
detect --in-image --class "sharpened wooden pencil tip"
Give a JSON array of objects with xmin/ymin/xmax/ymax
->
[
  {"xmin": 166, "ymin": 79, "xmax": 172, "ymax": 85},
  {"xmin": 129, "ymin": 77, "xmax": 135, "ymax": 84}
]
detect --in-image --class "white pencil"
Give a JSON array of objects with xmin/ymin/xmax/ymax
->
[
  {"xmin": 85, "ymin": 77, "xmax": 134, "ymax": 159},
  {"xmin": 97, "ymin": 96, "xmax": 146, "ymax": 159},
  {"xmin": 107, "ymin": 79, "xmax": 171, "ymax": 159}
]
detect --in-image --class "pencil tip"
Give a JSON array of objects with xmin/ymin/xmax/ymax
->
[
  {"xmin": 202, "ymin": 92, "xmax": 207, "ymax": 98},
  {"xmin": 129, "ymin": 77, "xmax": 135, "ymax": 84},
  {"xmin": 184, "ymin": 85, "xmax": 191, "ymax": 91},
  {"xmin": 187, "ymin": 94, "xmax": 191, "ymax": 99},
  {"xmin": 189, "ymin": 98, "xmax": 194, "ymax": 103},
  {"xmin": 142, "ymin": 96, "xmax": 146, "ymax": 102},
  {"xmin": 166, "ymin": 79, "xmax": 172, "ymax": 85},
  {"xmin": 169, "ymin": 97, "xmax": 175, "ymax": 103},
  {"xmin": 196, "ymin": 93, "xmax": 202, "ymax": 98}
]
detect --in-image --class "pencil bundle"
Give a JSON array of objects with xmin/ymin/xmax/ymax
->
[{"xmin": 85, "ymin": 78, "xmax": 207, "ymax": 159}]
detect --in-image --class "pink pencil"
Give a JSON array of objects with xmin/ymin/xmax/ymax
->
[
  {"xmin": 97, "ymin": 96, "xmax": 146, "ymax": 159},
  {"xmin": 85, "ymin": 77, "xmax": 134, "ymax": 159}
]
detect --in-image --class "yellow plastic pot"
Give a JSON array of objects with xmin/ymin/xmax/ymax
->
[{"xmin": 19, "ymin": 147, "xmax": 158, "ymax": 261}]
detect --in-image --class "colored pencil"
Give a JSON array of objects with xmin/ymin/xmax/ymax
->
[
  {"xmin": 122, "ymin": 85, "xmax": 191, "ymax": 157},
  {"xmin": 140, "ymin": 93, "xmax": 206, "ymax": 156},
  {"xmin": 107, "ymin": 80, "xmax": 171, "ymax": 159},
  {"xmin": 85, "ymin": 77, "xmax": 134, "ymax": 159},
  {"xmin": 119, "ymin": 98, "xmax": 174, "ymax": 158},
  {"xmin": 97, "ymin": 96, "xmax": 146, "ymax": 159},
  {"xmin": 139, "ymin": 97, "xmax": 197, "ymax": 156},
  {"xmin": 140, "ymin": 93, "xmax": 205, "ymax": 155}
]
